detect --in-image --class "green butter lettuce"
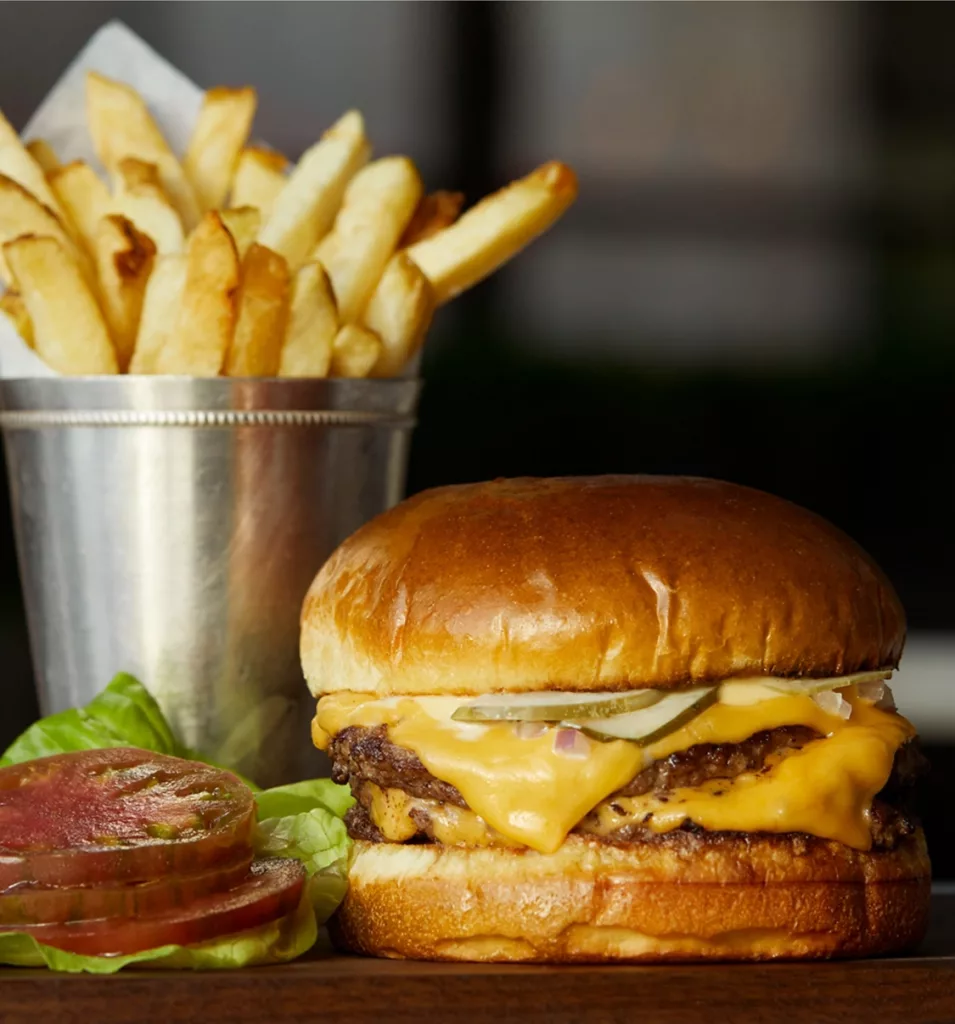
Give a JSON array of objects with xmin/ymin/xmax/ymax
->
[
  {"xmin": 0, "ymin": 890, "xmax": 317, "ymax": 974},
  {"xmin": 256, "ymin": 777, "xmax": 355, "ymax": 822},
  {"xmin": 0, "ymin": 672, "xmax": 183, "ymax": 766},
  {"xmin": 255, "ymin": 781, "xmax": 354, "ymax": 927},
  {"xmin": 0, "ymin": 674, "xmax": 354, "ymax": 972}
]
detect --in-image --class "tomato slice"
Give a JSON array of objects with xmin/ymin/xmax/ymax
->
[
  {"xmin": 0, "ymin": 853, "xmax": 254, "ymax": 926},
  {"xmin": 14, "ymin": 858, "xmax": 306, "ymax": 956},
  {"xmin": 0, "ymin": 748, "xmax": 255, "ymax": 888}
]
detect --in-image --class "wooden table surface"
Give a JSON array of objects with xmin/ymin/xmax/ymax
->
[{"xmin": 0, "ymin": 891, "xmax": 951, "ymax": 1024}]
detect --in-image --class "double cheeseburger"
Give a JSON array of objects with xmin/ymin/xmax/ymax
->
[{"xmin": 302, "ymin": 476, "xmax": 930, "ymax": 962}]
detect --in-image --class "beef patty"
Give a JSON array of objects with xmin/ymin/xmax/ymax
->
[{"xmin": 329, "ymin": 723, "xmax": 926, "ymax": 850}]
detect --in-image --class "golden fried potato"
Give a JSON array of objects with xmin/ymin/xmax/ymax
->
[
  {"xmin": 407, "ymin": 161, "xmax": 578, "ymax": 305},
  {"xmin": 86, "ymin": 71, "xmax": 201, "ymax": 230},
  {"xmin": 155, "ymin": 212, "xmax": 239, "ymax": 375},
  {"xmin": 111, "ymin": 157, "xmax": 184, "ymax": 254},
  {"xmin": 278, "ymin": 261, "xmax": 338, "ymax": 378},
  {"xmin": 185, "ymin": 86, "xmax": 257, "ymax": 213},
  {"xmin": 25, "ymin": 138, "xmax": 60, "ymax": 175},
  {"xmin": 229, "ymin": 146, "xmax": 288, "ymax": 217},
  {"xmin": 258, "ymin": 110, "xmax": 369, "ymax": 271},
  {"xmin": 93, "ymin": 214, "xmax": 157, "ymax": 370},
  {"xmin": 219, "ymin": 205, "xmax": 261, "ymax": 260},
  {"xmin": 0, "ymin": 172, "xmax": 87, "ymax": 284},
  {"xmin": 0, "ymin": 289, "xmax": 33, "ymax": 347},
  {"xmin": 313, "ymin": 156, "xmax": 422, "ymax": 322},
  {"xmin": 225, "ymin": 242, "xmax": 290, "ymax": 377},
  {"xmin": 129, "ymin": 253, "xmax": 187, "ymax": 374},
  {"xmin": 4, "ymin": 234, "xmax": 117, "ymax": 374},
  {"xmin": 330, "ymin": 323, "xmax": 382, "ymax": 378},
  {"xmin": 4, "ymin": 67, "xmax": 576, "ymax": 380},
  {"xmin": 363, "ymin": 251, "xmax": 435, "ymax": 377},
  {"xmin": 48, "ymin": 160, "xmax": 111, "ymax": 260},
  {"xmin": 0, "ymin": 111, "xmax": 70, "ymax": 226},
  {"xmin": 399, "ymin": 190, "xmax": 464, "ymax": 248}
]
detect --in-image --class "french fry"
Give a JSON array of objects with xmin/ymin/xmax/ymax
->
[
  {"xmin": 0, "ymin": 111, "xmax": 70, "ymax": 226},
  {"xmin": 313, "ymin": 156, "xmax": 422, "ymax": 323},
  {"xmin": 48, "ymin": 161, "xmax": 110, "ymax": 260},
  {"xmin": 93, "ymin": 214, "xmax": 157, "ymax": 370},
  {"xmin": 363, "ymin": 252, "xmax": 435, "ymax": 377},
  {"xmin": 5, "ymin": 64, "xmax": 574, "ymax": 381},
  {"xmin": 219, "ymin": 205, "xmax": 261, "ymax": 260},
  {"xmin": 4, "ymin": 234, "xmax": 117, "ymax": 374},
  {"xmin": 185, "ymin": 86, "xmax": 257, "ymax": 213},
  {"xmin": 407, "ymin": 161, "xmax": 578, "ymax": 305},
  {"xmin": 0, "ymin": 111, "xmax": 19, "ymax": 146},
  {"xmin": 116, "ymin": 157, "xmax": 160, "ymax": 191},
  {"xmin": 154, "ymin": 212, "xmax": 239, "ymax": 376},
  {"xmin": 111, "ymin": 157, "xmax": 184, "ymax": 254},
  {"xmin": 129, "ymin": 253, "xmax": 187, "ymax": 374},
  {"xmin": 258, "ymin": 110, "xmax": 369, "ymax": 271},
  {"xmin": 0, "ymin": 289, "xmax": 34, "ymax": 347},
  {"xmin": 26, "ymin": 139, "xmax": 60, "ymax": 175},
  {"xmin": 0, "ymin": 173, "xmax": 83, "ymax": 284},
  {"xmin": 229, "ymin": 147, "xmax": 287, "ymax": 217},
  {"xmin": 225, "ymin": 242, "xmax": 290, "ymax": 377},
  {"xmin": 400, "ymin": 190, "xmax": 464, "ymax": 248},
  {"xmin": 278, "ymin": 262, "xmax": 338, "ymax": 378},
  {"xmin": 330, "ymin": 323, "xmax": 382, "ymax": 378},
  {"xmin": 86, "ymin": 71, "xmax": 201, "ymax": 230}
]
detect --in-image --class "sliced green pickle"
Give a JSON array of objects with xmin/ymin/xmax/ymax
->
[
  {"xmin": 763, "ymin": 669, "xmax": 892, "ymax": 697},
  {"xmin": 576, "ymin": 686, "xmax": 718, "ymax": 745},
  {"xmin": 451, "ymin": 688, "xmax": 664, "ymax": 723}
]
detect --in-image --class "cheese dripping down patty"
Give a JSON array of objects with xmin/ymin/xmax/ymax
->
[{"xmin": 314, "ymin": 683, "xmax": 915, "ymax": 855}]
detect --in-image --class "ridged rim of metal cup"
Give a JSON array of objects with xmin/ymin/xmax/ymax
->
[{"xmin": 0, "ymin": 409, "xmax": 416, "ymax": 429}]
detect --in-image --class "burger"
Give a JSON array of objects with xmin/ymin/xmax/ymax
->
[{"xmin": 301, "ymin": 475, "xmax": 930, "ymax": 962}]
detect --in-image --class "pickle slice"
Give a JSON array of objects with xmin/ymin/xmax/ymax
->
[
  {"xmin": 762, "ymin": 669, "xmax": 892, "ymax": 697},
  {"xmin": 451, "ymin": 688, "xmax": 664, "ymax": 723},
  {"xmin": 576, "ymin": 686, "xmax": 718, "ymax": 745}
]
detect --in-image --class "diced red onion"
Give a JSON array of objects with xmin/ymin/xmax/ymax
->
[
  {"xmin": 856, "ymin": 680, "xmax": 897, "ymax": 711},
  {"xmin": 553, "ymin": 727, "xmax": 590, "ymax": 759},
  {"xmin": 813, "ymin": 690, "xmax": 852, "ymax": 720},
  {"xmin": 877, "ymin": 683, "xmax": 896, "ymax": 711},
  {"xmin": 515, "ymin": 721, "xmax": 548, "ymax": 740},
  {"xmin": 856, "ymin": 680, "xmax": 885, "ymax": 704}
]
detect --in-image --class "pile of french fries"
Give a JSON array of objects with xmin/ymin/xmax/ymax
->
[{"xmin": 0, "ymin": 74, "xmax": 577, "ymax": 378}]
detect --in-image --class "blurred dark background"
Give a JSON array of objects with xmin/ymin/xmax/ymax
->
[{"xmin": 0, "ymin": 2, "xmax": 952, "ymax": 874}]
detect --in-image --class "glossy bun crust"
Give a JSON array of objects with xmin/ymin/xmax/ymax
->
[
  {"xmin": 330, "ymin": 833, "xmax": 931, "ymax": 962},
  {"xmin": 301, "ymin": 476, "xmax": 906, "ymax": 697}
]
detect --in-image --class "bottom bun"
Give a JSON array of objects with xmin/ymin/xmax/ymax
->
[{"xmin": 330, "ymin": 832, "xmax": 931, "ymax": 962}]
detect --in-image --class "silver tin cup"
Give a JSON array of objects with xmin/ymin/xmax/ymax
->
[{"xmin": 0, "ymin": 377, "xmax": 420, "ymax": 787}]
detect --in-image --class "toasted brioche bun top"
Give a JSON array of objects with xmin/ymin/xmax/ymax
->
[{"xmin": 300, "ymin": 476, "xmax": 905, "ymax": 697}]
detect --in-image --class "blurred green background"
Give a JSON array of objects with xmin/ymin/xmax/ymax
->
[{"xmin": 0, "ymin": 2, "xmax": 952, "ymax": 872}]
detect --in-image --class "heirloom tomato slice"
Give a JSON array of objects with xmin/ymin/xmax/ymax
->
[
  {"xmin": 14, "ymin": 858, "xmax": 306, "ymax": 955},
  {"xmin": 0, "ymin": 748, "xmax": 255, "ymax": 888},
  {"xmin": 0, "ymin": 854, "xmax": 254, "ymax": 926}
]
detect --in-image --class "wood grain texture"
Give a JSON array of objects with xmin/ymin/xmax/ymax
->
[{"xmin": 0, "ymin": 893, "xmax": 951, "ymax": 1024}]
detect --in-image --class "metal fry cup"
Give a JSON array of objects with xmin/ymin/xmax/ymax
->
[{"xmin": 0, "ymin": 377, "xmax": 420, "ymax": 787}]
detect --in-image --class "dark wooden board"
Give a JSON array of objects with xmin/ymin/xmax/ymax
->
[{"xmin": 0, "ymin": 892, "xmax": 951, "ymax": 1024}]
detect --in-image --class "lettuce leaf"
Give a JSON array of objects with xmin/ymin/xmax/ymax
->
[
  {"xmin": 256, "ymin": 777, "xmax": 355, "ymax": 822},
  {"xmin": 255, "ymin": 780, "xmax": 354, "ymax": 925},
  {"xmin": 0, "ymin": 674, "xmax": 354, "ymax": 971},
  {"xmin": 0, "ymin": 890, "xmax": 317, "ymax": 974},
  {"xmin": 0, "ymin": 673, "xmax": 184, "ymax": 766}
]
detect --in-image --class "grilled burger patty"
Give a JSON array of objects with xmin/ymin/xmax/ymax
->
[{"xmin": 330, "ymin": 724, "xmax": 926, "ymax": 850}]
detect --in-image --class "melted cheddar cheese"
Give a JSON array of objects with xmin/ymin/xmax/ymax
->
[
  {"xmin": 359, "ymin": 782, "xmax": 520, "ymax": 847},
  {"xmin": 314, "ymin": 690, "xmax": 915, "ymax": 855}
]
